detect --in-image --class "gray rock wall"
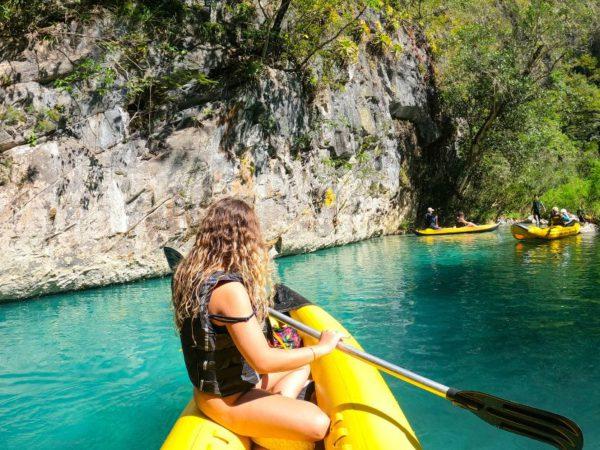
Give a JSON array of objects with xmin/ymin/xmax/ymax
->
[{"xmin": 0, "ymin": 16, "xmax": 439, "ymax": 301}]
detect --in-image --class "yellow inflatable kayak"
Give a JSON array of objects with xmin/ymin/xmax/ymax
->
[
  {"xmin": 415, "ymin": 222, "xmax": 499, "ymax": 236},
  {"xmin": 511, "ymin": 222, "xmax": 581, "ymax": 240},
  {"xmin": 161, "ymin": 304, "xmax": 420, "ymax": 450}
]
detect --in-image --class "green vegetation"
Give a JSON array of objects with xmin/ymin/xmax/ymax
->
[
  {"xmin": 54, "ymin": 58, "xmax": 116, "ymax": 96},
  {"xmin": 1, "ymin": 0, "xmax": 406, "ymax": 135},
  {"xmin": 0, "ymin": 105, "xmax": 26, "ymax": 126},
  {"xmin": 26, "ymin": 132, "xmax": 38, "ymax": 147},
  {"xmin": 0, "ymin": 154, "xmax": 13, "ymax": 186},
  {"xmin": 409, "ymin": 0, "xmax": 600, "ymax": 219},
  {"xmin": 2, "ymin": 1, "xmax": 598, "ymax": 219},
  {"xmin": 542, "ymin": 160, "xmax": 600, "ymax": 218},
  {"xmin": 322, "ymin": 154, "xmax": 352, "ymax": 170}
]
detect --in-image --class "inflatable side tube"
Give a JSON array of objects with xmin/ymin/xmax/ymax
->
[
  {"xmin": 161, "ymin": 400, "xmax": 251, "ymax": 450},
  {"xmin": 291, "ymin": 305, "xmax": 421, "ymax": 450},
  {"xmin": 415, "ymin": 223, "xmax": 499, "ymax": 236}
]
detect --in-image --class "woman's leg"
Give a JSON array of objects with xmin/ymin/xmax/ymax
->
[
  {"xmin": 258, "ymin": 365, "xmax": 311, "ymax": 398},
  {"xmin": 200, "ymin": 388, "xmax": 329, "ymax": 442}
]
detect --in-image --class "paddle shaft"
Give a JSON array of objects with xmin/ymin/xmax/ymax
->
[{"xmin": 269, "ymin": 308, "xmax": 450, "ymax": 398}]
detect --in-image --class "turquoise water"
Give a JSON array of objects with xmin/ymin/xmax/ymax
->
[{"xmin": 1, "ymin": 227, "xmax": 598, "ymax": 449}]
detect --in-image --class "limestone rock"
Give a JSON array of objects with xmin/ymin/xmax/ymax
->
[{"xmin": 0, "ymin": 12, "xmax": 440, "ymax": 302}]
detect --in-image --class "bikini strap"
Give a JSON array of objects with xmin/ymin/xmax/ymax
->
[
  {"xmin": 208, "ymin": 311, "xmax": 256, "ymax": 323},
  {"xmin": 204, "ymin": 271, "xmax": 256, "ymax": 325}
]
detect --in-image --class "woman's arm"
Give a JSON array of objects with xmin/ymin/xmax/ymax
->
[{"xmin": 210, "ymin": 282, "xmax": 342, "ymax": 374}]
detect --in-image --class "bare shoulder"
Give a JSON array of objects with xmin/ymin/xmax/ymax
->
[{"xmin": 210, "ymin": 281, "xmax": 253, "ymax": 316}]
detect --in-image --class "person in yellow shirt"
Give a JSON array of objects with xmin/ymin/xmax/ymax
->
[{"xmin": 548, "ymin": 207, "xmax": 562, "ymax": 226}]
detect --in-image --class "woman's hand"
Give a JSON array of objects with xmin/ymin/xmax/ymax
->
[{"xmin": 313, "ymin": 330, "xmax": 345, "ymax": 358}]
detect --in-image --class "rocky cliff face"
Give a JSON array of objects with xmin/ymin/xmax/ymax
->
[{"xmin": 0, "ymin": 9, "xmax": 440, "ymax": 301}]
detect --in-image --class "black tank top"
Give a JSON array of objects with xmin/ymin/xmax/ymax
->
[{"xmin": 178, "ymin": 272, "xmax": 260, "ymax": 396}]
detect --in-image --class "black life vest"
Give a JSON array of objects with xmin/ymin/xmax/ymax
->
[
  {"xmin": 179, "ymin": 272, "xmax": 260, "ymax": 397},
  {"xmin": 549, "ymin": 214, "xmax": 562, "ymax": 226}
]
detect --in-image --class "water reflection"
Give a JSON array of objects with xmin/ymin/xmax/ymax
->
[
  {"xmin": 514, "ymin": 235, "xmax": 583, "ymax": 265},
  {"xmin": 419, "ymin": 232, "xmax": 499, "ymax": 247}
]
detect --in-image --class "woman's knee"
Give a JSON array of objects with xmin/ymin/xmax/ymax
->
[{"xmin": 304, "ymin": 410, "xmax": 330, "ymax": 442}]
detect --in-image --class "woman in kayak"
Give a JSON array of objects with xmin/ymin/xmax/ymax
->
[
  {"xmin": 456, "ymin": 211, "xmax": 476, "ymax": 227},
  {"xmin": 171, "ymin": 197, "xmax": 344, "ymax": 448},
  {"xmin": 560, "ymin": 208, "xmax": 577, "ymax": 226}
]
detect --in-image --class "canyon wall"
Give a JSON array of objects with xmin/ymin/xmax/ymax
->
[{"xmin": 0, "ymin": 8, "xmax": 441, "ymax": 300}]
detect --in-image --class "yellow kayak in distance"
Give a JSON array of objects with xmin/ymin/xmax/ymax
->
[
  {"xmin": 161, "ymin": 304, "xmax": 420, "ymax": 450},
  {"xmin": 415, "ymin": 222, "xmax": 500, "ymax": 236},
  {"xmin": 511, "ymin": 222, "xmax": 581, "ymax": 241}
]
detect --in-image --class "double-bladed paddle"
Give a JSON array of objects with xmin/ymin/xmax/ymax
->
[{"xmin": 270, "ymin": 309, "xmax": 583, "ymax": 450}]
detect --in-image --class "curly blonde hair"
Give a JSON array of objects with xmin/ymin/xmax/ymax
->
[{"xmin": 172, "ymin": 197, "xmax": 274, "ymax": 329}]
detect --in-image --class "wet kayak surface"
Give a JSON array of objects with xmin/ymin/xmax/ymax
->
[{"xmin": 1, "ymin": 226, "xmax": 598, "ymax": 449}]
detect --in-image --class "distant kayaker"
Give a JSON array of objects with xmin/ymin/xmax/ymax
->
[
  {"xmin": 171, "ymin": 197, "xmax": 343, "ymax": 448},
  {"xmin": 531, "ymin": 195, "xmax": 546, "ymax": 225},
  {"xmin": 425, "ymin": 207, "xmax": 441, "ymax": 229},
  {"xmin": 560, "ymin": 208, "xmax": 577, "ymax": 226},
  {"xmin": 549, "ymin": 207, "xmax": 562, "ymax": 226},
  {"xmin": 456, "ymin": 211, "xmax": 476, "ymax": 227}
]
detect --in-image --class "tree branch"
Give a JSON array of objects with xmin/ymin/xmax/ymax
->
[
  {"xmin": 467, "ymin": 43, "xmax": 547, "ymax": 161},
  {"xmin": 260, "ymin": 0, "xmax": 292, "ymax": 61},
  {"xmin": 522, "ymin": 44, "xmax": 546, "ymax": 77},
  {"xmin": 530, "ymin": 51, "xmax": 567, "ymax": 85},
  {"xmin": 298, "ymin": 5, "xmax": 368, "ymax": 69},
  {"xmin": 272, "ymin": 0, "xmax": 292, "ymax": 34}
]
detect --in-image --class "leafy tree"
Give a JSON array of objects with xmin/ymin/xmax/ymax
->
[{"xmin": 410, "ymin": 0, "xmax": 600, "ymax": 218}]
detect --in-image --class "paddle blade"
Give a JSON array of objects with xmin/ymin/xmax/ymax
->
[
  {"xmin": 447, "ymin": 389, "xmax": 583, "ymax": 450},
  {"xmin": 163, "ymin": 247, "xmax": 183, "ymax": 271}
]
